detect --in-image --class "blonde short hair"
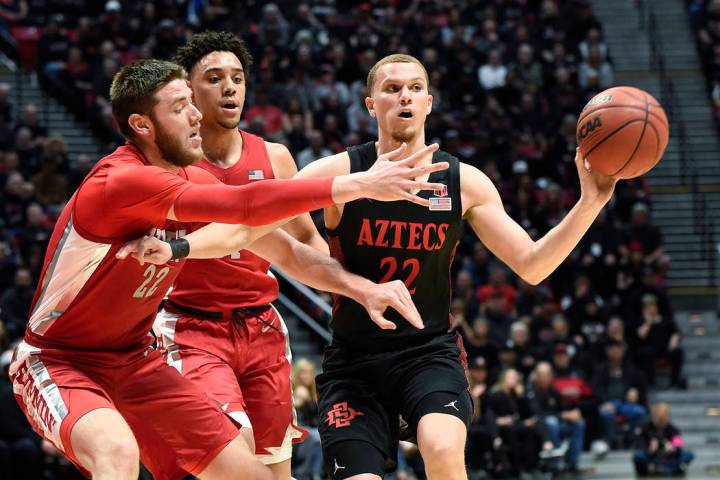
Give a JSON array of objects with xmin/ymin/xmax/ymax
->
[{"xmin": 366, "ymin": 54, "xmax": 429, "ymax": 94}]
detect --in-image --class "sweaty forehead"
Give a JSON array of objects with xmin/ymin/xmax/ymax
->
[
  {"xmin": 197, "ymin": 51, "xmax": 243, "ymax": 73},
  {"xmin": 376, "ymin": 62, "xmax": 427, "ymax": 84}
]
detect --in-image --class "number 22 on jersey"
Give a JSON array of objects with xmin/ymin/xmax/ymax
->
[
  {"xmin": 378, "ymin": 256, "xmax": 420, "ymax": 294},
  {"xmin": 133, "ymin": 264, "xmax": 170, "ymax": 298}
]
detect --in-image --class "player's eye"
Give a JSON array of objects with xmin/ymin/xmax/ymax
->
[
  {"xmin": 233, "ymin": 76, "xmax": 243, "ymax": 84},
  {"xmin": 209, "ymin": 77, "xmax": 220, "ymax": 83},
  {"xmin": 387, "ymin": 84, "xmax": 398, "ymax": 92},
  {"xmin": 412, "ymin": 84, "xmax": 422, "ymax": 91}
]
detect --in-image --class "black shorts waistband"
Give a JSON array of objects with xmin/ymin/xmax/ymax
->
[{"xmin": 164, "ymin": 299, "xmax": 272, "ymax": 321}]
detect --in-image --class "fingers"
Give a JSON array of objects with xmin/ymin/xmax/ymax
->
[
  {"xmin": 402, "ymin": 192, "xmax": 431, "ymax": 207},
  {"xmin": 369, "ymin": 311, "xmax": 397, "ymax": 330},
  {"xmin": 408, "ymin": 161, "xmax": 448, "ymax": 177},
  {"xmin": 413, "ymin": 181, "xmax": 446, "ymax": 192},
  {"xmin": 115, "ymin": 237, "xmax": 145, "ymax": 260},
  {"xmin": 403, "ymin": 143, "xmax": 439, "ymax": 164},
  {"xmin": 379, "ymin": 142, "xmax": 408, "ymax": 161},
  {"xmin": 387, "ymin": 281, "xmax": 424, "ymax": 329}
]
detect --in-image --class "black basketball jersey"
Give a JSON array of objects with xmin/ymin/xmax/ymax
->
[{"xmin": 327, "ymin": 142, "xmax": 463, "ymax": 351}]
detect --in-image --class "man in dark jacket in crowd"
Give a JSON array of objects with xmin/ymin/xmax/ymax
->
[
  {"xmin": 633, "ymin": 403, "xmax": 694, "ymax": 477},
  {"xmin": 593, "ymin": 340, "xmax": 648, "ymax": 447}
]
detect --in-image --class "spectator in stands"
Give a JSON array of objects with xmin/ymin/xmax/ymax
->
[
  {"xmin": 510, "ymin": 321, "xmax": 537, "ymax": 377},
  {"xmin": 552, "ymin": 342, "xmax": 608, "ymax": 458},
  {"xmin": 291, "ymin": 358, "xmax": 322, "ymax": 480},
  {"xmin": 594, "ymin": 341, "xmax": 648, "ymax": 448},
  {"xmin": 0, "ymin": 267, "xmax": 32, "ymax": 341},
  {"xmin": 245, "ymin": 88, "xmax": 285, "ymax": 142},
  {"xmin": 634, "ymin": 294, "xmax": 686, "ymax": 389},
  {"xmin": 67, "ymin": 153, "xmax": 92, "ymax": 195},
  {"xmin": 624, "ymin": 202, "xmax": 671, "ymax": 274},
  {"xmin": 508, "ymin": 43, "xmax": 544, "ymax": 92},
  {"xmin": 486, "ymin": 368, "xmax": 540, "ymax": 476},
  {"xmin": 2, "ymin": 171, "xmax": 34, "ymax": 229},
  {"xmin": 633, "ymin": 403, "xmax": 694, "ymax": 477},
  {"xmin": 296, "ymin": 130, "xmax": 332, "ymax": 170},
  {"xmin": 31, "ymin": 136, "xmax": 69, "ymax": 213},
  {"xmin": 477, "ymin": 266, "xmax": 517, "ymax": 315},
  {"xmin": 478, "ymin": 48, "xmax": 507, "ymax": 91},
  {"xmin": 466, "ymin": 356, "xmax": 493, "ymax": 475},
  {"xmin": 457, "ymin": 316, "xmax": 500, "ymax": 379},
  {"xmin": 528, "ymin": 362, "xmax": 585, "ymax": 473}
]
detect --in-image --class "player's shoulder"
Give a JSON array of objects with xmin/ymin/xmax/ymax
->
[
  {"xmin": 459, "ymin": 161, "xmax": 497, "ymax": 198},
  {"xmin": 183, "ymin": 164, "xmax": 222, "ymax": 185},
  {"xmin": 264, "ymin": 140, "xmax": 297, "ymax": 179}
]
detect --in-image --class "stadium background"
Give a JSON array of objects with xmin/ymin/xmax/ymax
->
[{"xmin": 0, "ymin": 0, "xmax": 718, "ymax": 478}]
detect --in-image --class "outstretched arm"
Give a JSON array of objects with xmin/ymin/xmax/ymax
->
[
  {"xmin": 248, "ymin": 229, "xmax": 423, "ymax": 330},
  {"xmin": 463, "ymin": 149, "xmax": 616, "ymax": 285},
  {"xmin": 168, "ymin": 143, "xmax": 447, "ymax": 225},
  {"xmin": 116, "ymin": 227, "xmax": 424, "ymax": 331}
]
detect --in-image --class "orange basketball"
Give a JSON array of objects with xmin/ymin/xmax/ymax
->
[{"xmin": 576, "ymin": 86, "xmax": 669, "ymax": 179}]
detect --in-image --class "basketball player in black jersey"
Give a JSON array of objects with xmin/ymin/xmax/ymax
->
[
  {"xmin": 292, "ymin": 54, "xmax": 617, "ymax": 480},
  {"xmin": 120, "ymin": 54, "xmax": 617, "ymax": 479}
]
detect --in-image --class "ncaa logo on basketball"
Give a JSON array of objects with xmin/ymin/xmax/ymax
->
[
  {"xmin": 583, "ymin": 94, "xmax": 613, "ymax": 110},
  {"xmin": 577, "ymin": 116, "xmax": 602, "ymax": 140}
]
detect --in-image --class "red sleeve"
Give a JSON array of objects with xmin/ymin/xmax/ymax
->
[
  {"xmin": 172, "ymin": 177, "xmax": 334, "ymax": 226},
  {"xmin": 74, "ymin": 164, "xmax": 192, "ymax": 240}
]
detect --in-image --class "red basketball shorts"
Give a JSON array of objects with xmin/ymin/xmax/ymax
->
[
  {"xmin": 10, "ymin": 340, "xmax": 240, "ymax": 479},
  {"xmin": 154, "ymin": 304, "xmax": 307, "ymax": 464}
]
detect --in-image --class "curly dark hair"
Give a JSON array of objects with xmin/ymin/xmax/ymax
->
[{"xmin": 173, "ymin": 30, "xmax": 253, "ymax": 77}]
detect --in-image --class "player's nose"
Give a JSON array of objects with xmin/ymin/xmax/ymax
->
[
  {"xmin": 222, "ymin": 78, "xmax": 236, "ymax": 96},
  {"xmin": 189, "ymin": 103, "xmax": 203, "ymax": 123},
  {"xmin": 399, "ymin": 85, "xmax": 412, "ymax": 103}
]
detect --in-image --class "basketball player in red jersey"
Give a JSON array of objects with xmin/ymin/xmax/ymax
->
[
  {"xmin": 8, "ymin": 58, "xmax": 447, "ymax": 480},
  {"xmin": 122, "ymin": 54, "xmax": 618, "ymax": 479},
  {"xmin": 156, "ymin": 32, "xmax": 424, "ymax": 480}
]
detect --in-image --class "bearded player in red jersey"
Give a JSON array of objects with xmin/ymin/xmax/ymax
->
[{"xmin": 8, "ymin": 59, "xmax": 447, "ymax": 480}]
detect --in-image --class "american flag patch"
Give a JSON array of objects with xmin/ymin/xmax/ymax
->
[
  {"xmin": 248, "ymin": 170, "xmax": 264, "ymax": 180},
  {"xmin": 429, "ymin": 197, "xmax": 452, "ymax": 211}
]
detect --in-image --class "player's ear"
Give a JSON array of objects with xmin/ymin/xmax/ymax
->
[
  {"xmin": 365, "ymin": 96, "xmax": 375, "ymax": 118},
  {"xmin": 426, "ymin": 94, "xmax": 433, "ymax": 115},
  {"xmin": 128, "ymin": 113, "xmax": 152, "ymax": 138}
]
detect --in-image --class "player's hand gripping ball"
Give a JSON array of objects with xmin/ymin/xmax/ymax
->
[{"xmin": 576, "ymin": 86, "xmax": 669, "ymax": 179}]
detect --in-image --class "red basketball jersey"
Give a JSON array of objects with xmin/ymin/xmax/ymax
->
[
  {"xmin": 24, "ymin": 145, "xmax": 217, "ymax": 359},
  {"xmin": 169, "ymin": 131, "xmax": 278, "ymax": 311}
]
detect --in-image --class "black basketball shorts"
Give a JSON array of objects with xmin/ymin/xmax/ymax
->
[{"xmin": 316, "ymin": 332, "xmax": 471, "ymax": 479}]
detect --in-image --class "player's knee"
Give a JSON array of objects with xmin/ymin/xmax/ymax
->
[
  {"xmin": 422, "ymin": 436, "xmax": 465, "ymax": 468},
  {"xmin": 93, "ymin": 437, "xmax": 140, "ymax": 477}
]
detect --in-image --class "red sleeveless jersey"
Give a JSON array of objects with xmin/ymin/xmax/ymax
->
[{"xmin": 168, "ymin": 131, "xmax": 279, "ymax": 311}]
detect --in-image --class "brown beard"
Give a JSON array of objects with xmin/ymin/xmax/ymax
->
[{"xmin": 150, "ymin": 112, "xmax": 201, "ymax": 167}]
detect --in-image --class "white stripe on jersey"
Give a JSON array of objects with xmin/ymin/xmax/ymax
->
[
  {"xmin": 153, "ymin": 309, "xmax": 183, "ymax": 373},
  {"xmin": 29, "ymin": 218, "xmax": 111, "ymax": 335}
]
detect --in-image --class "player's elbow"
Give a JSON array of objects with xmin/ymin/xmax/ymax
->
[{"xmin": 520, "ymin": 272, "xmax": 545, "ymax": 286}]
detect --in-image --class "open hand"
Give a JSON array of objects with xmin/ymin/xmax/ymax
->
[{"xmin": 365, "ymin": 143, "xmax": 448, "ymax": 207}]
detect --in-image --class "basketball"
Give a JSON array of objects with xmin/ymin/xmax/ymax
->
[{"xmin": 576, "ymin": 86, "xmax": 669, "ymax": 179}]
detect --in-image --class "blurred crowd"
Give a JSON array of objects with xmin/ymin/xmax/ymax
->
[
  {"xmin": 689, "ymin": 0, "xmax": 720, "ymax": 127},
  {"xmin": 0, "ymin": 0, "xmax": 693, "ymax": 479}
]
